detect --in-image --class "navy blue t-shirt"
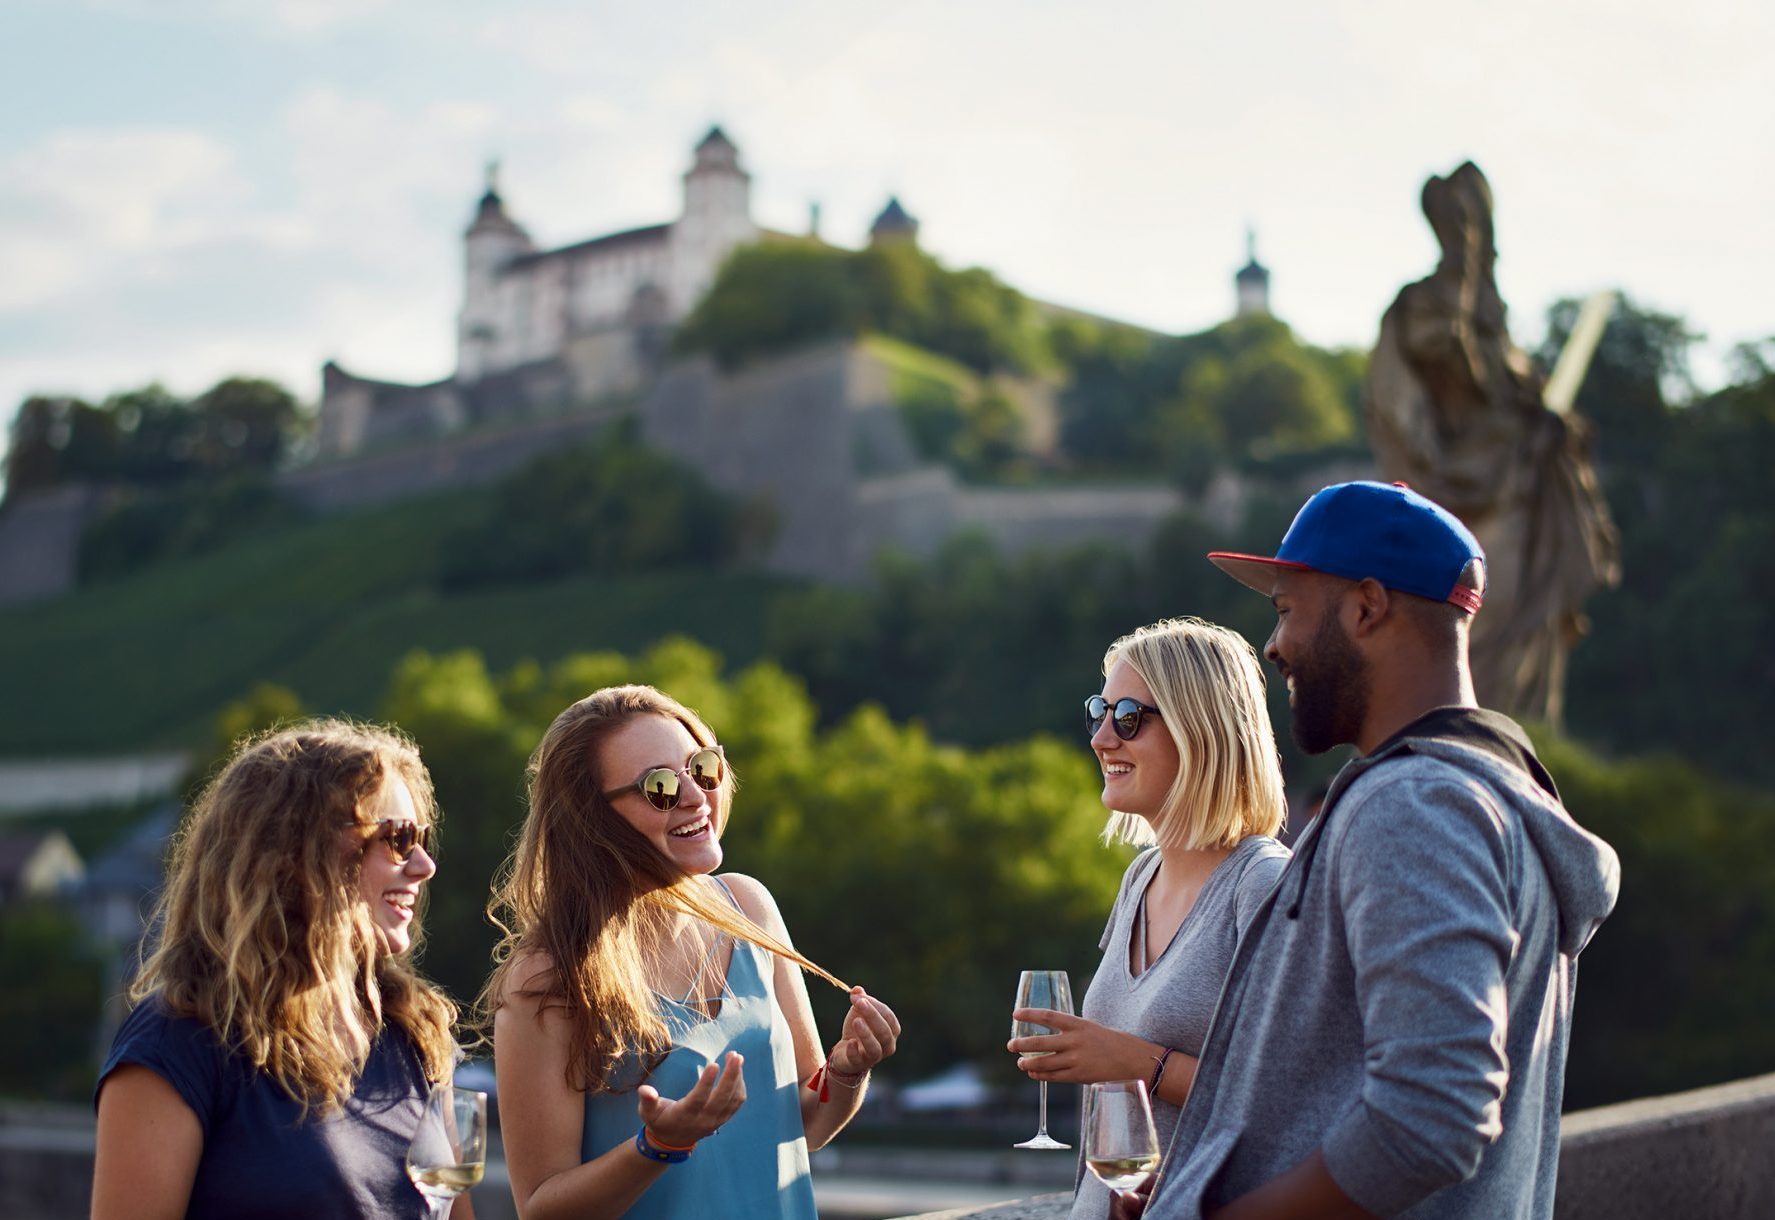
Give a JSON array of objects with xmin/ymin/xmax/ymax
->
[{"xmin": 98, "ymin": 999, "xmax": 433, "ymax": 1219}]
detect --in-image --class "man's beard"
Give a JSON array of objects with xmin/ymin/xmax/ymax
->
[{"xmin": 1290, "ymin": 611, "xmax": 1369, "ymax": 755}]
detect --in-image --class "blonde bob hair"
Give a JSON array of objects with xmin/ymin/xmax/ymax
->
[
  {"xmin": 130, "ymin": 719, "xmax": 458, "ymax": 1115},
  {"xmin": 1100, "ymin": 617, "xmax": 1286, "ymax": 850},
  {"xmin": 479, "ymin": 684, "xmax": 844, "ymax": 1095}
]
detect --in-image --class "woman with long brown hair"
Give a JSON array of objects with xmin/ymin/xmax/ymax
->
[
  {"xmin": 91, "ymin": 719, "xmax": 466, "ymax": 1219},
  {"xmin": 483, "ymin": 684, "xmax": 899, "ymax": 1220}
]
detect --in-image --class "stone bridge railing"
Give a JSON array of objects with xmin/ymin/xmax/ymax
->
[
  {"xmin": 6, "ymin": 1072, "xmax": 1772, "ymax": 1219},
  {"xmin": 898, "ymin": 1071, "xmax": 1775, "ymax": 1220}
]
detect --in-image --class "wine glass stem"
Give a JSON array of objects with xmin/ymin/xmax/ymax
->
[
  {"xmin": 1037, "ymin": 1081, "xmax": 1051, "ymax": 1136},
  {"xmin": 427, "ymin": 1197, "xmax": 452, "ymax": 1220}
]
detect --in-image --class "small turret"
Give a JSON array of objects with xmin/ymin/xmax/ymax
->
[
  {"xmin": 869, "ymin": 196, "xmax": 919, "ymax": 245},
  {"xmin": 682, "ymin": 126, "xmax": 751, "ymax": 221},
  {"xmin": 1235, "ymin": 227, "xmax": 1270, "ymax": 317},
  {"xmin": 459, "ymin": 161, "xmax": 534, "ymax": 382}
]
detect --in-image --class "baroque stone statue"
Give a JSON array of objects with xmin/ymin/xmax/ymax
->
[{"xmin": 1364, "ymin": 161, "xmax": 1620, "ymax": 727}]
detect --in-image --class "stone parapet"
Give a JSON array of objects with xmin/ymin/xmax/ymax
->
[
  {"xmin": 893, "ymin": 1072, "xmax": 1775, "ymax": 1220},
  {"xmin": 1554, "ymin": 1071, "xmax": 1775, "ymax": 1220}
]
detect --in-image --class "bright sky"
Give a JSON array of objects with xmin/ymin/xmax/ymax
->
[{"xmin": 2, "ymin": 0, "xmax": 1769, "ymax": 443}]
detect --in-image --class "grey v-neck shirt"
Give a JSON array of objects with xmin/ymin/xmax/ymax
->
[{"xmin": 1071, "ymin": 835, "xmax": 1289, "ymax": 1220}]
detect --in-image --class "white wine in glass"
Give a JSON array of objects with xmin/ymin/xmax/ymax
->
[
  {"xmin": 1083, "ymin": 1080, "xmax": 1161, "ymax": 1193},
  {"xmin": 406, "ymin": 1083, "xmax": 488, "ymax": 1220},
  {"xmin": 1011, "ymin": 969, "xmax": 1074, "ymax": 1150}
]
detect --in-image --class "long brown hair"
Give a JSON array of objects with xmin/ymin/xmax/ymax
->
[
  {"xmin": 131, "ymin": 719, "xmax": 458, "ymax": 1114},
  {"xmin": 479, "ymin": 684, "xmax": 843, "ymax": 1094}
]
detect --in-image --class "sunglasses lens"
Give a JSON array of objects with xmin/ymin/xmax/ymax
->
[
  {"xmin": 640, "ymin": 768, "xmax": 681, "ymax": 810},
  {"xmin": 1113, "ymin": 699, "xmax": 1144, "ymax": 740},
  {"xmin": 1085, "ymin": 696, "xmax": 1109, "ymax": 735},
  {"xmin": 375, "ymin": 821, "xmax": 429, "ymax": 861},
  {"xmin": 688, "ymin": 748, "xmax": 723, "ymax": 790}
]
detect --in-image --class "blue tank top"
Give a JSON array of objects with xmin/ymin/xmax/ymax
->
[{"xmin": 580, "ymin": 899, "xmax": 818, "ymax": 1219}]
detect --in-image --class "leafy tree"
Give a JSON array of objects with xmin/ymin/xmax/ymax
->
[
  {"xmin": 80, "ymin": 475, "xmax": 306, "ymax": 582},
  {"xmin": 673, "ymin": 240, "xmax": 860, "ymax": 369},
  {"xmin": 0, "ymin": 904, "xmax": 105, "ymax": 1099},
  {"xmin": 3, "ymin": 395, "xmax": 118, "ymax": 496},
  {"xmin": 292, "ymin": 637, "xmax": 1133, "ymax": 1077},
  {"xmin": 1059, "ymin": 316, "xmax": 1358, "ymax": 484},
  {"xmin": 678, "ymin": 240, "xmax": 1050, "ymax": 377},
  {"xmin": 1537, "ymin": 293, "xmax": 1699, "ymax": 467},
  {"xmin": 4, "ymin": 376, "xmax": 305, "ymax": 504},
  {"xmin": 1538, "ymin": 733, "xmax": 1775, "ymax": 1106},
  {"xmin": 439, "ymin": 425, "xmax": 774, "ymax": 589},
  {"xmin": 1555, "ymin": 301, "xmax": 1775, "ymax": 785},
  {"xmin": 189, "ymin": 378, "xmax": 304, "ymax": 473}
]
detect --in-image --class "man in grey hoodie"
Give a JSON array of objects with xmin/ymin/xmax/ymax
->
[{"xmin": 1116, "ymin": 481, "xmax": 1620, "ymax": 1220}]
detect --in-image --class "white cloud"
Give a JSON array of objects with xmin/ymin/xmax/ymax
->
[
  {"xmin": 0, "ymin": 128, "xmax": 250, "ymax": 310},
  {"xmin": 82, "ymin": 0, "xmax": 405, "ymax": 35}
]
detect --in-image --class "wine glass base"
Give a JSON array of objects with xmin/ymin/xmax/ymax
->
[{"xmin": 1013, "ymin": 1133, "xmax": 1072, "ymax": 1150}]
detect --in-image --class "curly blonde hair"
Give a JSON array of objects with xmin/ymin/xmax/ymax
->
[{"xmin": 131, "ymin": 719, "xmax": 458, "ymax": 1114}]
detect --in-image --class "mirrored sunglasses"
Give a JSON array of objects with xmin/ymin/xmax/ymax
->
[
  {"xmin": 1085, "ymin": 695, "xmax": 1163, "ymax": 742},
  {"xmin": 602, "ymin": 746, "xmax": 725, "ymax": 811}
]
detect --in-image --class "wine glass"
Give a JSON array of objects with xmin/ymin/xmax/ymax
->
[
  {"xmin": 1011, "ymin": 969, "xmax": 1074, "ymax": 1150},
  {"xmin": 405, "ymin": 1083, "xmax": 488, "ymax": 1220},
  {"xmin": 1083, "ymin": 1080, "xmax": 1161, "ymax": 1195}
]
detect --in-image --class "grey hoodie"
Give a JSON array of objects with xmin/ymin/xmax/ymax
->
[{"xmin": 1149, "ymin": 709, "xmax": 1620, "ymax": 1219}]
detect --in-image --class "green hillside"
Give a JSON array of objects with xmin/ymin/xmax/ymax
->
[{"xmin": 0, "ymin": 487, "xmax": 793, "ymax": 754}]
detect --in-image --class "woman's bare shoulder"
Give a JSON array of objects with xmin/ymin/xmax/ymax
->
[{"xmin": 713, "ymin": 872, "xmax": 784, "ymax": 930}]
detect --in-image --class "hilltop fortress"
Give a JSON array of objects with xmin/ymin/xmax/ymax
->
[
  {"xmin": 318, "ymin": 126, "xmax": 772, "ymax": 456},
  {"xmin": 318, "ymin": 127, "xmax": 1271, "ymax": 459},
  {"xmin": 0, "ymin": 129, "xmax": 1277, "ymax": 604}
]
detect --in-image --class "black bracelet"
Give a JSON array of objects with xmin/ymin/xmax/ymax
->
[
  {"xmin": 1150, "ymin": 1046, "xmax": 1177, "ymax": 1097},
  {"xmin": 634, "ymin": 1127, "xmax": 694, "ymax": 1164}
]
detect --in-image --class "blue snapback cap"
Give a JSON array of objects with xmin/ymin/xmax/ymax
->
[{"xmin": 1208, "ymin": 481, "xmax": 1485, "ymax": 613}]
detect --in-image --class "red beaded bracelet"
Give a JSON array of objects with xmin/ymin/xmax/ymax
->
[{"xmin": 804, "ymin": 1060, "xmax": 868, "ymax": 1102}]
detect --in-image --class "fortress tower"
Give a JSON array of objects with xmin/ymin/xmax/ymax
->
[{"xmin": 458, "ymin": 165, "xmax": 536, "ymax": 383}]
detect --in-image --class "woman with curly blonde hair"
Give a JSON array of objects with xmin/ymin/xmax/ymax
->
[
  {"xmin": 483, "ymin": 684, "xmax": 900, "ymax": 1220},
  {"xmin": 92, "ymin": 720, "xmax": 465, "ymax": 1220}
]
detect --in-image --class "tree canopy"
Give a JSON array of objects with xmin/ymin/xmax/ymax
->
[{"xmin": 4, "ymin": 376, "xmax": 304, "ymax": 500}]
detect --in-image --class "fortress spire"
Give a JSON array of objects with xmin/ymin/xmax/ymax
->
[{"xmin": 1235, "ymin": 225, "xmax": 1270, "ymax": 317}]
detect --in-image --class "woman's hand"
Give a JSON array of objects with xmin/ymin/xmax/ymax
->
[
  {"xmin": 1007, "ymin": 1008, "xmax": 1158, "ymax": 1084},
  {"xmin": 634, "ymin": 1050, "xmax": 746, "ymax": 1147},
  {"xmin": 827, "ymin": 986, "xmax": 901, "ymax": 1076}
]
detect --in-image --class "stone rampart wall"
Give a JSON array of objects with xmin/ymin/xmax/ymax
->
[
  {"xmin": 278, "ymin": 407, "xmax": 624, "ymax": 514},
  {"xmin": 641, "ymin": 344, "xmax": 1183, "ymax": 582},
  {"xmin": 0, "ymin": 485, "xmax": 109, "ymax": 607}
]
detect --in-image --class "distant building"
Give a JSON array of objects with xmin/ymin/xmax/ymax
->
[
  {"xmin": 0, "ymin": 830, "xmax": 84, "ymax": 903},
  {"xmin": 318, "ymin": 127, "xmax": 920, "ymax": 459},
  {"xmin": 316, "ymin": 126, "xmax": 1272, "ymax": 462},
  {"xmin": 75, "ymin": 804, "xmax": 177, "ymax": 1050},
  {"xmin": 1236, "ymin": 227, "xmax": 1271, "ymax": 317},
  {"xmin": 869, "ymin": 196, "xmax": 920, "ymax": 245}
]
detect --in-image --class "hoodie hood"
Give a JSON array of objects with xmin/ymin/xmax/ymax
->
[
  {"xmin": 1395, "ymin": 736, "xmax": 1619, "ymax": 956},
  {"xmin": 1309, "ymin": 711, "xmax": 1620, "ymax": 957}
]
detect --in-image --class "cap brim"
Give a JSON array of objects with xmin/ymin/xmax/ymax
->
[{"xmin": 1206, "ymin": 551, "xmax": 1314, "ymax": 597}]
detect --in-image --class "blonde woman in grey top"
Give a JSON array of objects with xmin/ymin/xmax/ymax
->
[{"xmin": 1007, "ymin": 618, "xmax": 1290, "ymax": 1220}]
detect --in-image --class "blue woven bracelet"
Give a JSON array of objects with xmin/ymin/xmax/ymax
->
[{"xmin": 635, "ymin": 1128, "xmax": 693, "ymax": 1164}]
